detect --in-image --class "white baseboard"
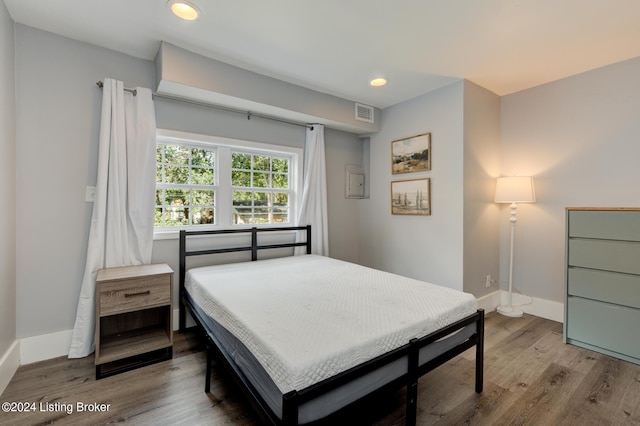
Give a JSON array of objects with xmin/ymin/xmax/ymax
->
[
  {"xmin": 173, "ymin": 308, "xmax": 180, "ymax": 330},
  {"xmin": 173, "ymin": 308, "xmax": 195, "ymax": 330},
  {"xmin": 476, "ymin": 291, "xmax": 501, "ymax": 313},
  {"xmin": 506, "ymin": 291, "xmax": 564, "ymax": 323},
  {"xmin": 20, "ymin": 329, "xmax": 73, "ymax": 365},
  {"xmin": 0, "ymin": 340, "xmax": 20, "ymax": 396},
  {"xmin": 477, "ymin": 290, "xmax": 564, "ymax": 323}
]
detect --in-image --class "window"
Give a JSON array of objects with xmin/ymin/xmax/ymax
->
[
  {"xmin": 231, "ymin": 151, "xmax": 290, "ymax": 224},
  {"xmin": 155, "ymin": 129, "xmax": 301, "ymax": 234},
  {"xmin": 155, "ymin": 144, "xmax": 216, "ymax": 227}
]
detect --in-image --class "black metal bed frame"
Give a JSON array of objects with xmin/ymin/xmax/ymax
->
[{"xmin": 179, "ymin": 225, "xmax": 484, "ymax": 425}]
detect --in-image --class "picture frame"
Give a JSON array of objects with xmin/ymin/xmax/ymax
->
[
  {"xmin": 391, "ymin": 178, "xmax": 431, "ymax": 216},
  {"xmin": 391, "ymin": 132, "xmax": 431, "ymax": 174}
]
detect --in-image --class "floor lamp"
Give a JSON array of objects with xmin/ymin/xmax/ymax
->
[{"xmin": 494, "ymin": 176, "xmax": 536, "ymax": 318}]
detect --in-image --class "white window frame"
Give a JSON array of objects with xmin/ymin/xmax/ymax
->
[{"xmin": 154, "ymin": 129, "xmax": 302, "ymax": 240}]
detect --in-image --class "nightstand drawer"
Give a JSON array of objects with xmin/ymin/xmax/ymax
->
[{"xmin": 99, "ymin": 275, "xmax": 171, "ymax": 316}]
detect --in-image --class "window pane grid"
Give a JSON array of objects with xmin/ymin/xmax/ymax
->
[
  {"xmin": 231, "ymin": 151, "xmax": 291, "ymax": 225},
  {"xmin": 156, "ymin": 143, "xmax": 216, "ymax": 227}
]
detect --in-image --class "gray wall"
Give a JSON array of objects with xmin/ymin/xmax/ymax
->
[
  {"xmin": 15, "ymin": 25, "xmax": 155, "ymax": 338},
  {"xmin": 14, "ymin": 25, "xmax": 362, "ymax": 339},
  {"xmin": 156, "ymin": 42, "xmax": 380, "ymax": 134},
  {"xmin": 462, "ymin": 81, "xmax": 501, "ymax": 297},
  {"xmin": 324, "ymin": 127, "xmax": 365, "ymax": 264},
  {"xmin": 0, "ymin": 1, "xmax": 16, "ymax": 356},
  {"xmin": 359, "ymin": 82, "xmax": 467, "ymax": 291},
  {"xmin": 358, "ymin": 80, "xmax": 501, "ymax": 295},
  {"xmin": 500, "ymin": 56, "xmax": 640, "ymax": 303}
]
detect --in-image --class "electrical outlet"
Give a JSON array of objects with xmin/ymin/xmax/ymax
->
[
  {"xmin": 85, "ymin": 186, "xmax": 96, "ymax": 202},
  {"xmin": 485, "ymin": 274, "xmax": 492, "ymax": 288}
]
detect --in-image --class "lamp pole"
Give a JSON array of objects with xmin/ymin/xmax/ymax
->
[{"xmin": 498, "ymin": 201, "xmax": 523, "ymax": 317}]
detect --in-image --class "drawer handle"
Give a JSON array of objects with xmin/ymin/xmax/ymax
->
[{"xmin": 124, "ymin": 290, "xmax": 151, "ymax": 298}]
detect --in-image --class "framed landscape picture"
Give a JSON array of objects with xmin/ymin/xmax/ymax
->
[
  {"xmin": 391, "ymin": 178, "xmax": 431, "ymax": 216},
  {"xmin": 391, "ymin": 132, "xmax": 431, "ymax": 174}
]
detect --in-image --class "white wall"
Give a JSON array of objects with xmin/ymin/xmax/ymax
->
[
  {"xmin": 501, "ymin": 56, "xmax": 640, "ymax": 303},
  {"xmin": 0, "ymin": 0, "xmax": 16, "ymax": 357},
  {"xmin": 14, "ymin": 25, "xmax": 363, "ymax": 340},
  {"xmin": 359, "ymin": 82, "xmax": 466, "ymax": 291}
]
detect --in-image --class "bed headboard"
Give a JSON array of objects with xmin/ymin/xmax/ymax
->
[{"xmin": 178, "ymin": 225, "xmax": 311, "ymax": 330}]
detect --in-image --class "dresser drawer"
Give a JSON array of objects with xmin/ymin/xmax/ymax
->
[
  {"xmin": 568, "ymin": 268, "xmax": 640, "ymax": 309},
  {"xmin": 568, "ymin": 238, "xmax": 640, "ymax": 275},
  {"xmin": 566, "ymin": 296, "xmax": 640, "ymax": 360},
  {"xmin": 569, "ymin": 210, "xmax": 640, "ymax": 241},
  {"xmin": 98, "ymin": 275, "xmax": 171, "ymax": 316}
]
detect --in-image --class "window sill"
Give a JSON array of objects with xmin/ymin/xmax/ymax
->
[{"xmin": 153, "ymin": 230, "xmax": 180, "ymax": 241}]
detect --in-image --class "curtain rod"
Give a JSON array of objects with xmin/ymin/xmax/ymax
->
[
  {"xmin": 95, "ymin": 81, "xmax": 314, "ymax": 129},
  {"xmin": 95, "ymin": 80, "xmax": 137, "ymax": 96}
]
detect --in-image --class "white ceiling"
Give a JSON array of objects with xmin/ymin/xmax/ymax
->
[{"xmin": 5, "ymin": 0, "xmax": 640, "ymax": 108}]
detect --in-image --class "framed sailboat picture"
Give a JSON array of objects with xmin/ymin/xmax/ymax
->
[{"xmin": 391, "ymin": 178, "xmax": 431, "ymax": 216}]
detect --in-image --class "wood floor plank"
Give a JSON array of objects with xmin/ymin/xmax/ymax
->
[
  {"xmin": 495, "ymin": 362, "xmax": 584, "ymax": 425},
  {"xmin": 423, "ymin": 381, "xmax": 508, "ymax": 426},
  {"xmin": 554, "ymin": 356, "xmax": 640, "ymax": 426},
  {"xmin": 2, "ymin": 313, "xmax": 640, "ymax": 425},
  {"xmin": 620, "ymin": 369, "xmax": 640, "ymax": 424}
]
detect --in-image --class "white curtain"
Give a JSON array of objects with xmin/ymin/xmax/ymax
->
[
  {"xmin": 296, "ymin": 124, "xmax": 329, "ymax": 256},
  {"xmin": 68, "ymin": 79, "xmax": 157, "ymax": 358}
]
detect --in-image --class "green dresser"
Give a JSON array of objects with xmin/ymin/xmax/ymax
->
[{"xmin": 565, "ymin": 208, "xmax": 640, "ymax": 365}]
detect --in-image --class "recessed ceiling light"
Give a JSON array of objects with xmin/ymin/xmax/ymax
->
[
  {"xmin": 370, "ymin": 77, "xmax": 388, "ymax": 87},
  {"xmin": 168, "ymin": 1, "xmax": 200, "ymax": 20}
]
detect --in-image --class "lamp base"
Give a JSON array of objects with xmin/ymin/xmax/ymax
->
[{"xmin": 497, "ymin": 305, "xmax": 523, "ymax": 318}]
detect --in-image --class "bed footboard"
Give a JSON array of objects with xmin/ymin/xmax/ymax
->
[{"xmin": 280, "ymin": 308, "xmax": 484, "ymax": 426}]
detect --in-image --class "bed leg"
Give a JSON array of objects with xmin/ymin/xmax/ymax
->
[
  {"xmin": 205, "ymin": 345, "xmax": 212, "ymax": 393},
  {"xmin": 406, "ymin": 380, "xmax": 418, "ymax": 426},
  {"xmin": 405, "ymin": 338, "xmax": 418, "ymax": 426},
  {"xmin": 475, "ymin": 309, "xmax": 485, "ymax": 393}
]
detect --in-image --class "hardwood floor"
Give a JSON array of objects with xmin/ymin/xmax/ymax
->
[{"xmin": 1, "ymin": 313, "xmax": 639, "ymax": 425}]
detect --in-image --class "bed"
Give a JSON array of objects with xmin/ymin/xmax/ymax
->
[{"xmin": 179, "ymin": 225, "xmax": 484, "ymax": 425}]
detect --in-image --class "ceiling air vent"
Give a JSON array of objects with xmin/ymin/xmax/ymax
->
[{"xmin": 355, "ymin": 103, "xmax": 374, "ymax": 123}]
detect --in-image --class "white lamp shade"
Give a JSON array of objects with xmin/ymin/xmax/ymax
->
[{"xmin": 494, "ymin": 176, "xmax": 536, "ymax": 203}]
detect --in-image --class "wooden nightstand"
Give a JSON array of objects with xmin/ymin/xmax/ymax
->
[{"xmin": 95, "ymin": 263, "xmax": 174, "ymax": 379}]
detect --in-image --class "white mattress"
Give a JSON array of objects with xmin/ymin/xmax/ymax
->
[{"xmin": 185, "ymin": 254, "xmax": 477, "ymax": 394}]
